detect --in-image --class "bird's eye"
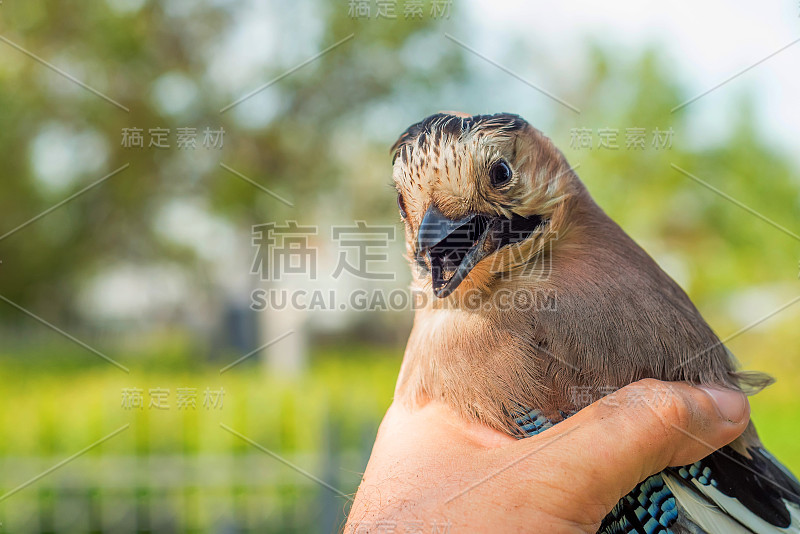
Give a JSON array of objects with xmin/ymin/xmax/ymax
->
[
  {"xmin": 397, "ymin": 193, "xmax": 407, "ymax": 219},
  {"xmin": 489, "ymin": 160, "xmax": 512, "ymax": 187}
]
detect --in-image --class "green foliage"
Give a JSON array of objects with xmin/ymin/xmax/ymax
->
[
  {"xmin": 0, "ymin": 345, "xmax": 400, "ymax": 532},
  {"xmin": 0, "ymin": 0, "xmax": 466, "ymax": 319}
]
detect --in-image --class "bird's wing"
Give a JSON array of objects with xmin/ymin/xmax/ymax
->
[
  {"xmin": 514, "ymin": 409, "xmax": 800, "ymax": 534},
  {"xmin": 596, "ymin": 445, "xmax": 800, "ymax": 534},
  {"xmin": 662, "ymin": 444, "xmax": 800, "ymax": 534}
]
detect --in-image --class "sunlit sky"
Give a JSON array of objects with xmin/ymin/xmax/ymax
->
[
  {"xmin": 129, "ymin": 0, "xmax": 800, "ymax": 159},
  {"xmin": 464, "ymin": 0, "xmax": 800, "ymax": 157}
]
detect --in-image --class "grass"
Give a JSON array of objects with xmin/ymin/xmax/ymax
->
[
  {"xmin": 0, "ymin": 336, "xmax": 797, "ymax": 465},
  {"xmin": 0, "ymin": 341, "xmax": 401, "ymax": 533},
  {"xmin": 0, "ymin": 333, "xmax": 797, "ymax": 532}
]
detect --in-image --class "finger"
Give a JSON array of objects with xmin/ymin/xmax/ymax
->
[{"xmin": 515, "ymin": 379, "xmax": 750, "ymax": 511}]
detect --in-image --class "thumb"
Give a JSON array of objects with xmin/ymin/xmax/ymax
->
[{"xmin": 535, "ymin": 379, "xmax": 750, "ymax": 513}]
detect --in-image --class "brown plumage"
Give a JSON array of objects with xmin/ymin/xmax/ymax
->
[
  {"xmin": 390, "ymin": 112, "xmax": 798, "ymax": 534},
  {"xmin": 392, "ymin": 112, "xmax": 768, "ymax": 431}
]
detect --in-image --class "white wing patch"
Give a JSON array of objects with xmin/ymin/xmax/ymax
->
[
  {"xmin": 664, "ymin": 472, "xmax": 800, "ymax": 533},
  {"xmin": 663, "ymin": 473, "xmax": 751, "ymax": 534}
]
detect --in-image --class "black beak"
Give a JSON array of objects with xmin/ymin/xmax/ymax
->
[{"xmin": 416, "ymin": 205, "xmax": 494, "ymax": 298}]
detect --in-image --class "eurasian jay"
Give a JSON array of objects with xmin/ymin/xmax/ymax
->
[{"xmin": 390, "ymin": 112, "xmax": 800, "ymax": 533}]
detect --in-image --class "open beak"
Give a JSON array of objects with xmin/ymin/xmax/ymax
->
[
  {"xmin": 416, "ymin": 206, "xmax": 494, "ymax": 298},
  {"xmin": 416, "ymin": 205, "xmax": 545, "ymax": 298}
]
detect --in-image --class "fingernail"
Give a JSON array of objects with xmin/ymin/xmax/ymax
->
[{"xmin": 698, "ymin": 386, "xmax": 749, "ymax": 423}]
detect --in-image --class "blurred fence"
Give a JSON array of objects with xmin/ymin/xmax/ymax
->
[
  {"xmin": 0, "ymin": 354, "xmax": 390, "ymax": 534},
  {"xmin": 0, "ymin": 449, "xmax": 366, "ymax": 533}
]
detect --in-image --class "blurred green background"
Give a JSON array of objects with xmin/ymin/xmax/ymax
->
[{"xmin": 1, "ymin": 0, "xmax": 799, "ymax": 532}]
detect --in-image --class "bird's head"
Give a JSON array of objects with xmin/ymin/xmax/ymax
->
[{"xmin": 392, "ymin": 112, "xmax": 580, "ymax": 298}]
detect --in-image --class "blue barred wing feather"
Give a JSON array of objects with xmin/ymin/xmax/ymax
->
[{"xmin": 513, "ymin": 409, "xmax": 800, "ymax": 534}]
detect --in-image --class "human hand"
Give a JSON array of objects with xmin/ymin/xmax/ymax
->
[{"xmin": 346, "ymin": 379, "xmax": 750, "ymax": 533}]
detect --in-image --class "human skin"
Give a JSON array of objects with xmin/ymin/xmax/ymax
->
[{"xmin": 346, "ymin": 379, "xmax": 750, "ymax": 533}]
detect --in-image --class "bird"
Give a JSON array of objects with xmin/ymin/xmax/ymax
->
[{"xmin": 389, "ymin": 111, "xmax": 800, "ymax": 533}]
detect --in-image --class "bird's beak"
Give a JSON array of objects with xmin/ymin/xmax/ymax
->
[{"xmin": 416, "ymin": 205, "xmax": 494, "ymax": 298}]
